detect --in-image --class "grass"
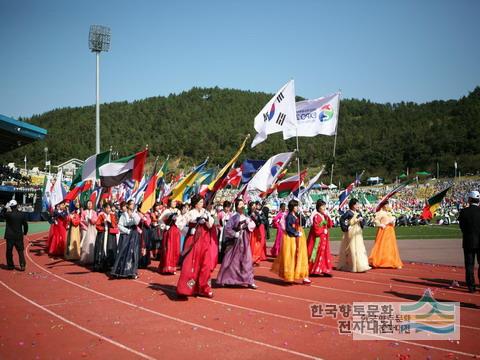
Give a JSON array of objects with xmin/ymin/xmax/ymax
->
[
  {"xmin": 268, "ymin": 224, "xmax": 461, "ymax": 242},
  {"xmin": 0, "ymin": 221, "xmax": 51, "ymax": 235}
]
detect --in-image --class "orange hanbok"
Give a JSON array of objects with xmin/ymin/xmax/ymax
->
[{"xmin": 369, "ymin": 210, "xmax": 403, "ymax": 269}]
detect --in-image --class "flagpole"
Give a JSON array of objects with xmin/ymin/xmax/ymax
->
[
  {"xmin": 296, "ymin": 127, "xmax": 301, "ymax": 204},
  {"xmin": 330, "ymin": 90, "xmax": 341, "ymax": 185}
]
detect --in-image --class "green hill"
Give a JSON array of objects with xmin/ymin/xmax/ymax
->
[{"xmin": 2, "ymin": 86, "xmax": 479, "ymax": 184}]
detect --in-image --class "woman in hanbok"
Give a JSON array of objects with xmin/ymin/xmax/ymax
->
[
  {"xmin": 249, "ymin": 201, "xmax": 267, "ymax": 265},
  {"xmin": 138, "ymin": 208, "xmax": 152, "ymax": 269},
  {"xmin": 369, "ymin": 201, "xmax": 403, "ymax": 269},
  {"xmin": 65, "ymin": 201, "xmax": 81, "ymax": 260},
  {"xmin": 307, "ymin": 200, "xmax": 334, "ymax": 276},
  {"xmin": 79, "ymin": 200, "xmax": 98, "ymax": 264},
  {"xmin": 177, "ymin": 195, "xmax": 216, "ymax": 298},
  {"xmin": 270, "ymin": 203, "xmax": 286, "ymax": 257},
  {"xmin": 217, "ymin": 200, "xmax": 233, "ymax": 263},
  {"xmin": 217, "ymin": 199, "xmax": 257, "ymax": 288},
  {"xmin": 93, "ymin": 202, "xmax": 119, "ymax": 272},
  {"xmin": 48, "ymin": 202, "xmax": 68, "ymax": 257},
  {"xmin": 158, "ymin": 202, "xmax": 181, "ymax": 274},
  {"xmin": 177, "ymin": 203, "xmax": 188, "ymax": 251},
  {"xmin": 337, "ymin": 198, "xmax": 371, "ymax": 273},
  {"xmin": 111, "ymin": 200, "xmax": 141, "ymax": 278},
  {"xmin": 271, "ymin": 200, "xmax": 311, "ymax": 284},
  {"xmin": 150, "ymin": 203, "xmax": 163, "ymax": 260}
]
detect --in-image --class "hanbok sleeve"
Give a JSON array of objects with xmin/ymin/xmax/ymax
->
[
  {"xmin": 89, "ymin": 211, "xmax": 98, "ymax": 225},
  {"xmin": 118, "ymin": 214, "xmax": 130, "ymax": 234},
  {"xmin": 311, "ymin": 214, "xmax": 324, "ymax": 237}
]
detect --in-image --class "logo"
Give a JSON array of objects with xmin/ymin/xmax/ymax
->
[
  {"xmin": 318, "ymin": 104, "xmax": 334, "ymax": 122},
  {"xmin": 398, "ymin": 289, "xmax": 458, "ymax": 337},
  {"xmin": 270, "ymin": 161, "xmax": 284, "ymax": 177}
]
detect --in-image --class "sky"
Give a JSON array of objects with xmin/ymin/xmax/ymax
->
[{"xmin": 1, "ymin": 0, "xmax": 479, "ymax": 119}]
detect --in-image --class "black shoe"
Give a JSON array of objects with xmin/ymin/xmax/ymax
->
[
  {"xmin": 19, "ymin": 265, "xmax": 26, "ymax": 272},
  {"xmin": 6, "ymin": 265, "xmax": 14, "ymax": 271},
  {"xmin": 468, "ymin": 287, "xmax": 476, "ymax": 293},
  {"xmin": 323, "ymin": 273, "xmax": 333, "ymax": 277}
]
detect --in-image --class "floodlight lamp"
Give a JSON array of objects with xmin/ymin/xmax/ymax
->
[{"xmin": 89, "ymin": 25, "xmax": 111, "ymax": 52}]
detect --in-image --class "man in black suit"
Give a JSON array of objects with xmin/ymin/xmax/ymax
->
[
  {"xmin": 458, "ymin": 191, "xmax": 480, "ymax": 293},
  {"xmin": 2, "ymin": 200, "xmax": 28, "ymax": 271}
]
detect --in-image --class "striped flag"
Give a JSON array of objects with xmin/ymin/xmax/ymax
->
[
  {"xmin": 421, "ymin": 186, "xmax": 452, "ymax": 220},
  {"xmin": 169, "ymin": 159, "xmax": 208, "ymax": 202},
  {"xmin": 375, "ymin": 179, "xmax": 414, "ymax": 212},
  {"xmin": 99, "ymin": 150, "xmax": 148, "ymax": 187},
  {"xmin": 140, "ymin": 173, "xmax": 158, "ymax": 213},
  {"xmin": 338, "ymin": 171, "xmax": 364, "ymax": 210},
  {"xmin": 71, "ymin": 151, "xmax": 111, "ymax": 187},
  {"xmin": 276, "ymin": 170, "xmax": 308, "ymax": 198}
]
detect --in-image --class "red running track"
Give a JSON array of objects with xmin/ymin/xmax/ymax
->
[{"xmin": 0, "ymin": 232, "xmax": 478, "ymax": 360}]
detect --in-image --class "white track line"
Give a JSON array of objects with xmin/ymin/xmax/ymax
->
[
  {"xmin": 24, "ymin": 244, "xmax": 322, "ymax": 360},
  {"xmin": 0, "ymin": 280, "xmax": 156, "ymax": 360},
  {"xmin": 257, "ymin": 265, "xmax": 480, "ymax": 306}
]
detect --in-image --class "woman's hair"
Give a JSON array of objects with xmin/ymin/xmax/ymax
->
[
  {"xmin": 316, "ymin": 200, "xmax": 326, "ymax": 212},
  {"xmin": 280, "ymin": 203, "xmax": 286, "ymax": 210},
  {"xmin": 223, "ymin": 200, "xmax": 232, "ymax": 209},
  {"xmin": 234, "ymin": 198, "xmax": 244, "ymax": 211},
  {"xmin": 190, "ymin": 194, "xmax": 203, "ymax": 208},
  {"xmin": 288, "ymin": 199, "xmax": 299, "ymax": 213},
  {"xmin": 348, "ymin": 198, "xmax": 358, "ymax": 210},
  {"xmin": 103, "ymin": 202, "xmax": 112, "ymax": 209}
]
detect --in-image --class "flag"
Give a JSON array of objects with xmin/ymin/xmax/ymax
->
[
  {"xmin": 157, "ymin": 157, "xmax": 169, "ymax": 179},
  {"xmin": 276, "ymin": 169, "xmax": 308, "ymax": 198},
  {"xmin": 299, "ymin": 166, "xmax": 325, "ymax": 198},
  {"xmin": 220, "ymin": 167, "xmax": 242, "ymax": 189},
  {"xmin": 129, "ymin": 175, "xmax": 149, "ymax": 205},
  {"xmin": 170, "ymin": 159, "xmax": 208, "ymax": 202},
  {"xmin": 99, "ymin": 150, "xmax": 148, "ymax": 187},
  {"xmin": 41, "ymin": 174, "xmax": 54, "ymax": 212},
  {"xmin": 207, "ymin": 135, "xmax": 249, "ymax": 192},
  {"xmin": 90, "ymin": 187, "xmax": 102, "ymax": 209},
  {"xmin": 251, "ymin": 80, "xmax": 297, "ymax": 147},
  {"xmin": 421, "ymin": 186, "xmax": 452, "ymax": 220},
  {"xmin": 241, "ymin": 159, "xmax": 266, "ymax": 184},
  {"xmin": 50, "ymin": 170, "xmax": 66, "ymax": 207},
  {"xmin": 140, "ymin": 173, "xmax": 158, "ymax": 213},
  {"xmin": 247, "ymin": 152, "xmax": 294, "ymax": 192},
  {"xmin": 71, "ymin": 151, "xmax": 111, "ymax": 187},
  {"xmin": 338, "ymin": 171, "xmax": 365, "ymax": 210},
  {"xmin": 284, "ymin": 92, "xmax": 340, "ymax": 139},
  {"xmin": 204, "ymin": 136, "xmax": 249, "ymax": 203},
  {"xmin": 64, "ymin": 180, "xmax": 92, "ymax": 202},
  {"xmin": 375, "ymin": 179, "xmax": 414, "ymax": 212}
]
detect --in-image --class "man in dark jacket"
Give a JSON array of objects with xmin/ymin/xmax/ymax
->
[
  {"xmin": 2, "ymin": 200, "xmax": 28, "ymax": 271},
  {"xmin": 458, "ymin": 191, "xmax": 480, "ymax": 293}
]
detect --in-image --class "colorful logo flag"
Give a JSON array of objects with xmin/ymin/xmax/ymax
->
[{"xmin": 284, "ymin": 92, "xmax": 340, "ymax": 139}]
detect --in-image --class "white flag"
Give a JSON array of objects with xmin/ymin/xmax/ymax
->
[
  {"xmin": 50, "ymin": 170, "xmax": 65, "ymax": 206},
  {"xmin": 251, "ymin": 80, "xmax": 297, "ymax": 148},
  {"xmin": 247, "ymin": 152, "xmax": 294, "ymax": 192},
  {"xmin": 284, "ymin": 92, "xmax": 340, "ymax": 139}
]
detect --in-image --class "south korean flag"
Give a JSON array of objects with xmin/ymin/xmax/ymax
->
[{"xmin": 251, "ymin": 80, "xmax": 297, "ymax": 148}]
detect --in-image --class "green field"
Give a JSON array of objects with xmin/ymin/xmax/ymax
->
[
  {"xmin": 0, "ymin": 221, "xmax": 51, "ymax": 236},
  {"xmin": 268, "ymin": 224, "xmax": 461, "ymax": 242}
]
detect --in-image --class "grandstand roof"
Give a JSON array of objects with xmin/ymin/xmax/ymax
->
[{"xmin": 0, "ymin": 114, "xmax": 47, "ymax": 154}]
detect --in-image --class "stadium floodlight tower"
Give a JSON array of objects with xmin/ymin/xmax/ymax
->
[{"xmin": 88, "ymin": 25, "xmax": 111, "ymax": 154}]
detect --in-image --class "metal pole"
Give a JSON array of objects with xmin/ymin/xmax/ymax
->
[
  {"xmin": 330, "ymin": 91, "xmax": 340, "ymax": 185},
  {"xmin": 296, "ymin": 128, "xmax": 301, "ymax": 203},
  {"xmin": 96, "ymin": 51, "xmax": 100, "ymax": 154},
  {"xmin": 436, "ymin": 161, "xmax": 439, "ymax": 179}
]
